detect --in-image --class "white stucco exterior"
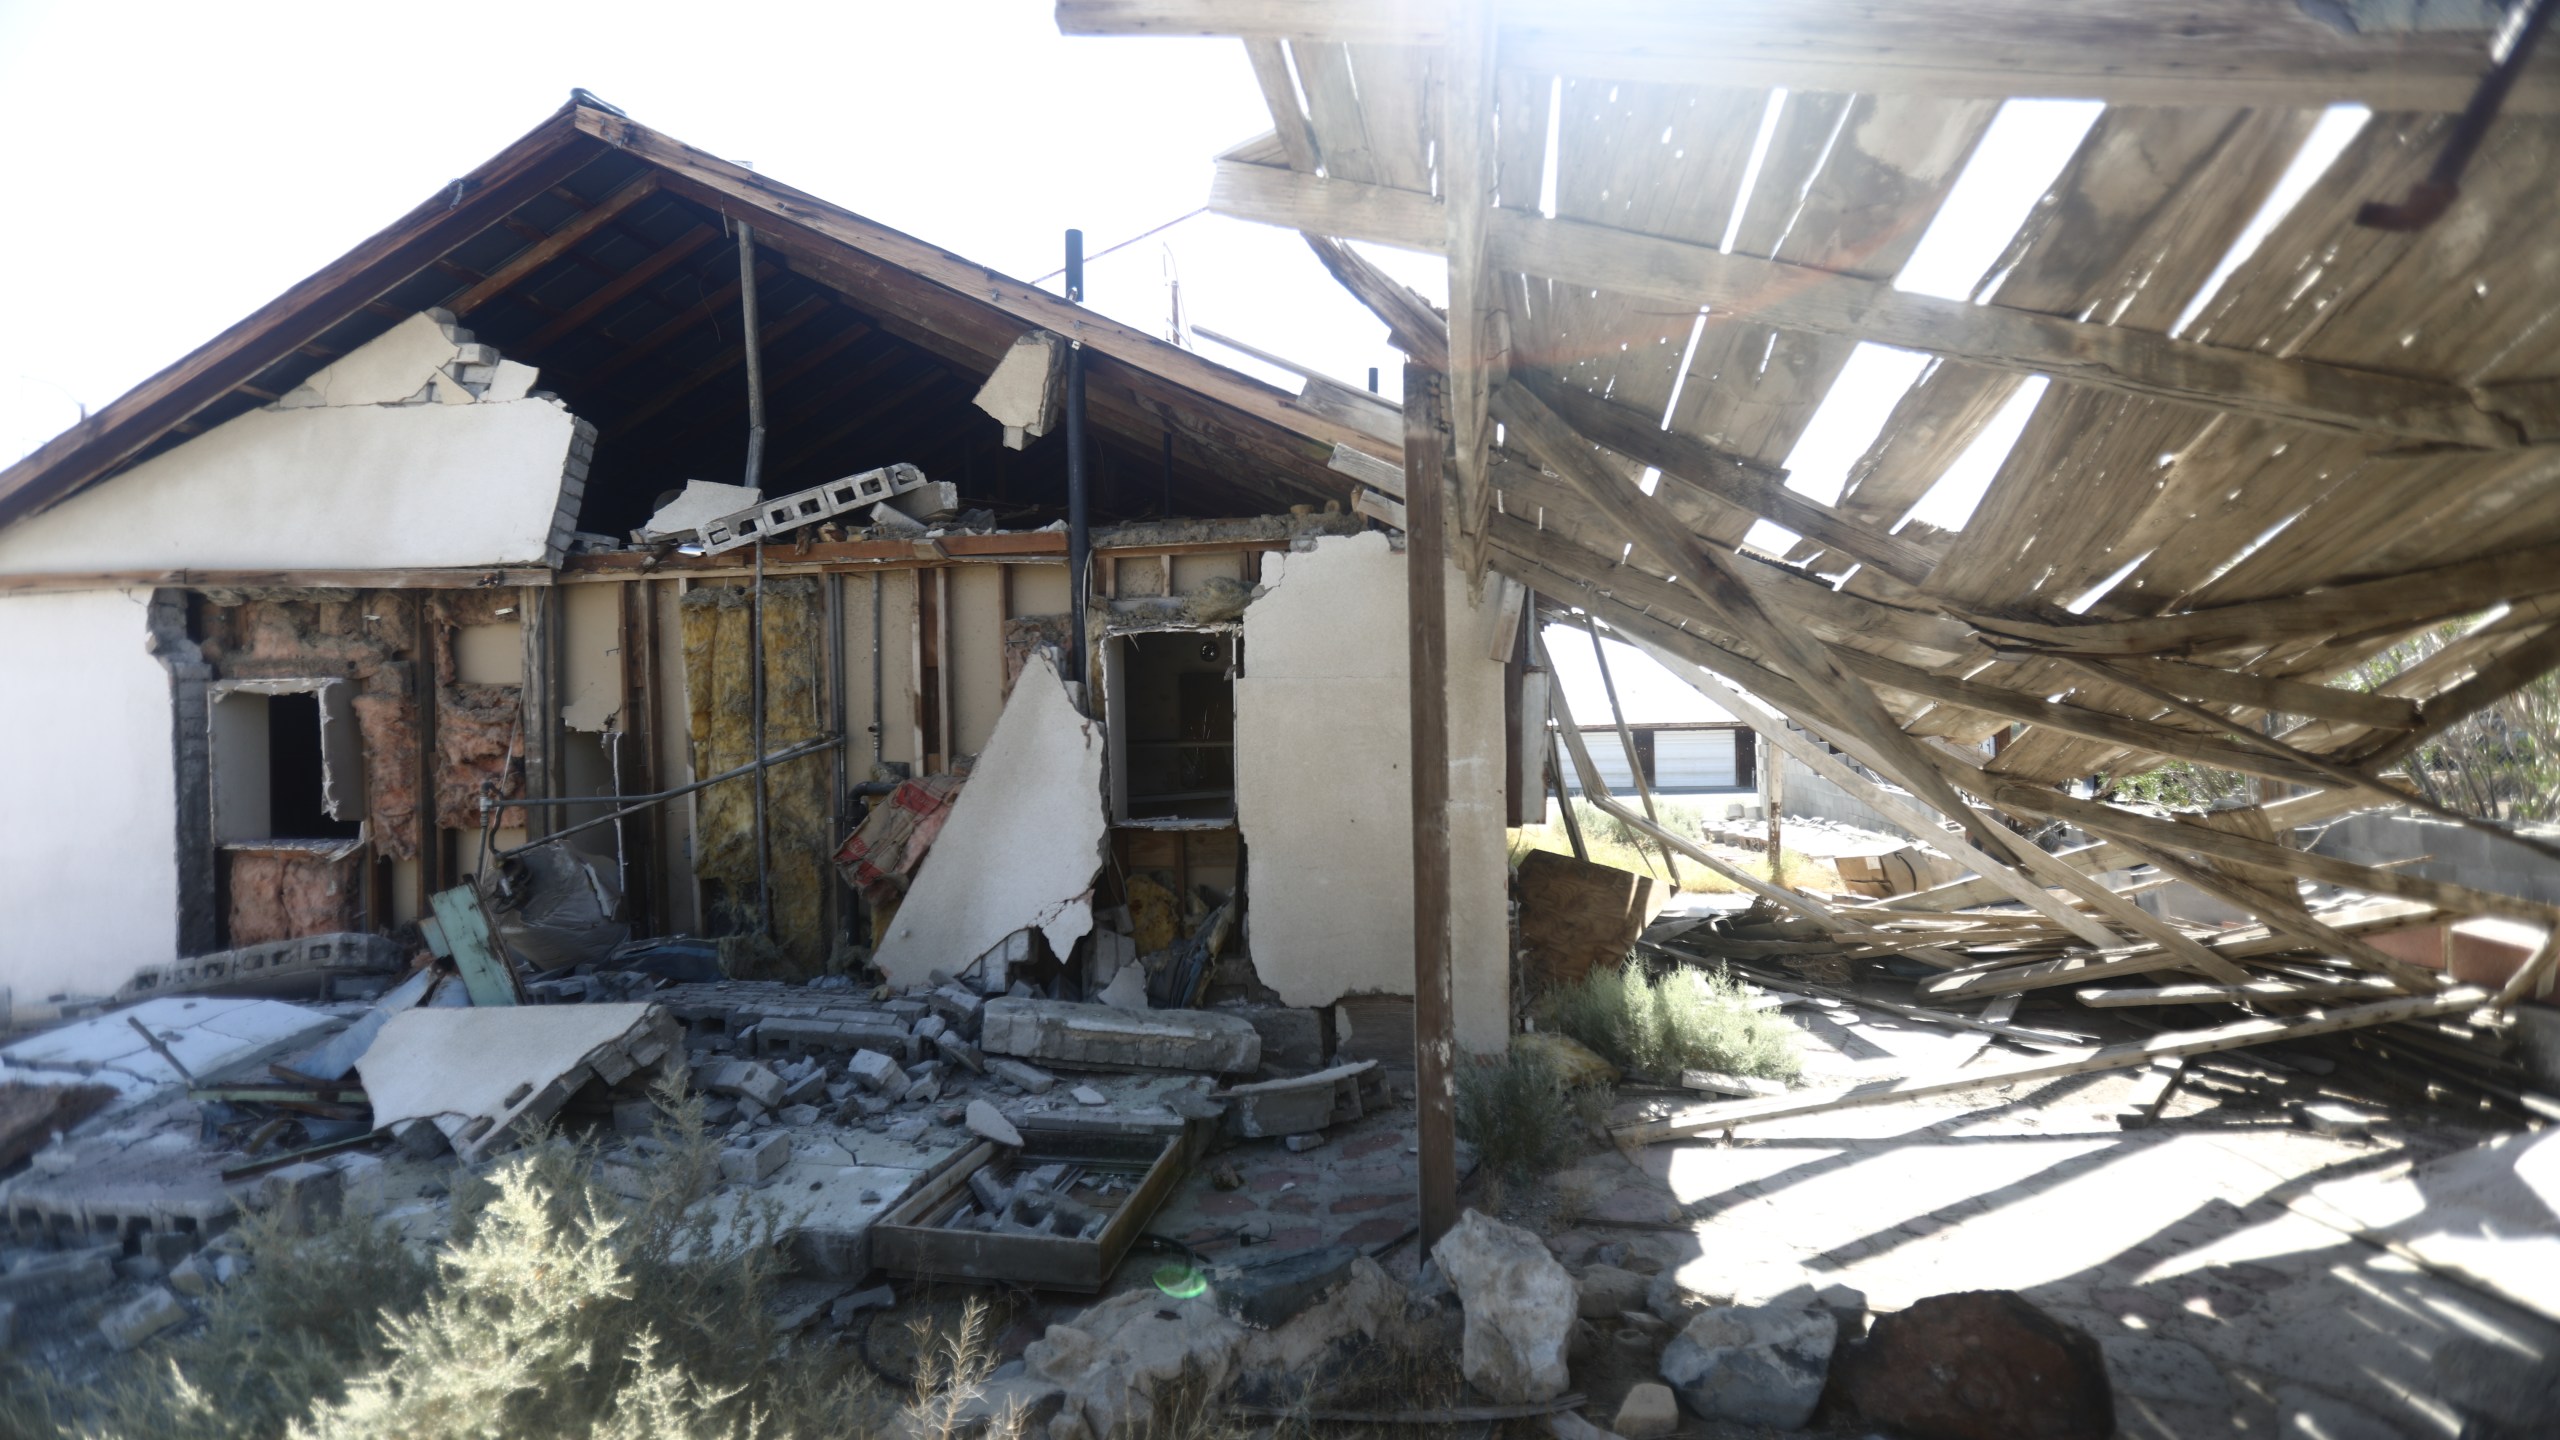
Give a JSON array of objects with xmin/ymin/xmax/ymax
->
[
  {"xmin": 1237, "ymin": 532, "xmax": 1511, "ymax": 1054},
  {"xmin": 0, "ymin": 588, "xmax": 180, "ymax": 1003}
]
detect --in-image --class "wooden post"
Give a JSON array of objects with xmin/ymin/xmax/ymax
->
[
  {"xmin": 1405, "ymin": 363, "xmax": 1458, "ymax": 1251},
  {"xmin": 1764, "ymin": 732, "xmax": 1785, "ymax": 884},
  {"xmin": 1584, "ymin": 613, "xmax": 1683, "ymax": 889}
]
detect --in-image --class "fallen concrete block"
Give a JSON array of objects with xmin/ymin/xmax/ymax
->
[
  {"xmin": 356, "ymin": 1004, "xmax": 679, "ymax": 1163},
  {"xmin": 113, "ymin": 932, "xmax": 404, "ymax": 1005},
  {"xmin": 927, "ymin": 986, "xmax": 986, "ymax": 1038},
  {"xmin": 253, "ymin": 1162, "xmax": 344, "ymax": 1231},
  {"xmin": 846, "ymin": 1049, "xmax": 908, "ymax": 1099},
  {"xmin": 701, "ymin": 1059, "xmax": 788, "ymax": 1109},
  {"xmin": 1216, "ymin": 1004, "xmax": 1327, "ymax": 1071},
  {"xmin": 967, "ymin": 1100, "xmax": 1023, "ymax": 1148},
  {"xmin": 937, "ymin": 1036, "xmax": 986, "ymax": 1073},
  {"xmin": 166, "ymin": 1253, "xmax": 215, "ymax": 1299},
  {"xmin": 981, "ymin": 998, "xmax": 1261, "ymax": 1074},
  {"xmin": 722, "ymin": 1132, "xmax": 791, "ymax": 1184},
  {"xmin": 986, "ymin": 1057, "xmax": 1056, "ymax": 1094},
  {"xmin": 778, "ymin": 1103, "xmax": 822, "ymax": 1126},
  {"xmin": 0, "ymin": 1247, "xmax": 115, "ymax": 1304},
  {"xmin": 100, "ymin": 1287, "xmax": 187, "ymax": 1351},
  {"xmin": 756, "ymin": 1014, "xmax": 915, "ymax": 1061},
  {"xmin": 1614, "ymin": 1383, "xmax": 1679, "ymax": 1439}
]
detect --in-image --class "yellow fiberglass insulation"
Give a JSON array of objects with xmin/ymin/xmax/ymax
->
[{"xmin": 682, "ymin": 579, "xmax": 832, "ymax": 975}]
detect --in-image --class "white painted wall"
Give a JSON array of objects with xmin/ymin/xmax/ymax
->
[
  {"xmin": 0, "ymin": 589, "xmax": 179, "ymax": 1001},
  {"xmin": 0, "ymin": 312, "xmax": 577, "ymax": 577},
  {"xmin": 1237, "ymin": 532, "xmax": 1510, "ymax": 1054}
]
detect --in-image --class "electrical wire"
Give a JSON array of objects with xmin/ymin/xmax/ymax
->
[{"xmin": 1029, "ymin": 208, "xmax": 1208, "ymax": 286}]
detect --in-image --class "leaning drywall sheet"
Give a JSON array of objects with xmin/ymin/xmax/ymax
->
[
  {"xmin": 874, "ymin": 649, "xmax": 1106, "ymax": 989},
  {"xmin": 0, "ymin": 314, "xmax": 581, "ymax": 576},
  {"xmin": 1236, "ymin": 532, "xmax": 1511, "ymax": 1054},
  {"xmin": 0, "ymin": 589, "xmax": 180, "ymax": 1002}
]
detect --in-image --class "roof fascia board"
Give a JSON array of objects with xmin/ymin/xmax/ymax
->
[{"xmin": 0, "ymin": 102, "xmax": 605, "ymax": 529}]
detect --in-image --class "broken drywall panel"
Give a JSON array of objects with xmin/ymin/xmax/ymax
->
[
  {"xmin": 1235, "ymin": 532, "xmax": 1512, "ymax": 1055},
  {"xmin": 0, "ymin": 589, "xmax": 180, "ymax": 1004},
  {"xmin": 0, "ymin": 315, "xmax": 582, "ymax": 576},
  {"xmin": 2, "ymin": 996, "xmax": 336, "ymax": 1093},
  {"xmin": 974, "ymin": 331, "xmax": 1067, "ymax": 448},
  {"xmin": 560, "ymin": 582, "xmax": 622, "ymax": 733},
  {"xmin": 639, "ymin": 480, "xmax": 763, "ymax": 543},
  {"xmin": 874, "ymin": 650, "xmax": 1107, "ymax": 989},
  {"xmin": 356, "ymin": 1003, "xmax": 678, "ymax": 1162}
]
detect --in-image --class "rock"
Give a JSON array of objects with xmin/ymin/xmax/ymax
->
[
  {"xmin": 1832, "ymin": 1291, "xmax": 2112, "ymax": 1440},
  {"xmin": 1071, "ymin": 1085, "xmax": 1106, "ymax": 1106},
  {"xmin": 721, "ymin": 1132, "xmax": 791, "ymax": 1184},
  {"xmin": 1237, "ymin": 1256, "xmax": 1402, "ymax": 1382},
  {"xmin": 981, "ymin": 998, "xmax": 1262, "ymax": 1074},
  {"xmin": 1646, "ymin": 1267, "xmax": 1708, "ymax": 1324},
  {"xmin": 1024, "ymin": 1292, "xmax": 1245, "ymax": 1440},
  {"xmin": 100, "ymin": 1287, "xmax": 188, "ymax": 1351},
  {"xmin": 701, "ymin": 1059, "xmax": 787, "ymax": 1109},
  {"xmin": 1096, "ymin": 966, "xmax": 1151, "ymax": 1012},
  {"xmin": 966, "ymin": 1100, "xmax": 1022, "ymax": 1147},
  {"xmin": 1431, "ymin": 1209, "xmax": 1577, "ymax": 1404},
  {"xmin": 1578, "ymin": 1264, "xmax": 1649, "ymax": 1319},
  {"xmin": 1658, "ymin": 1301, "xmax": 1835, "ymax": 1429},
  {"xmin": 1614, "ymin": 1382, "xmax": 1679, "ymax": 1439},
  {"xmin": 1284, "ymin": 1132, "xmax": 1325, "ymax": 1152},
  {"xmin": 846, "ymin": 1049, "xmax": 909, "ymax": 1098},
  {"xmin": 1514, "ymin": 1032, "xmax": 1621, "ymax": 1089},
  {"xmin": 986, "ymin": 1057, "xmax": 1057, "ymax": 1094},
  {"xmin": 166, "ymin": 1253, "xmax": 215, "ymax": 1299}
]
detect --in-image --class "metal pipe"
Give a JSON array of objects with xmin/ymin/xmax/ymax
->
[
  {"xmin": 1065, "ymin": 231, "xmax": 1092, "ymax": 691},
  {"xmin": 495, "ymin": 735, "xmax": 841, "ymax": 853},
  {"xmin": 739, "ymin": 222, "xmax": 773, "ymax": 938}
]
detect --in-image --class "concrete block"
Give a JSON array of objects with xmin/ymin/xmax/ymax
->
[
  {"xmin": 928, "ymin": 985, "xmax": 985, "ymax": 1038},
  {"xmin": 1223, "ymin": 1061, "xmax": 1371, "ymax": 1138},
  {"xmin": 0, "ymin": 1248, "xmax": 115, "ymax": 1304},
  {"xmin": 701, "ymin": 1059, "xmax": 787, "ymax": 1110},
  {"xmin": 721, "ymin": 1132, "xmax": 791, "ymax": 1185},
  {"xmin": 254, "ymin": 1162, "xmax": 345, "ymax": 1231},
  {"xmin": 781, "ymin": 1068, "xmax": 829, "ymax": 1107},
  {"xmin": 938, "ymin": 1036, "xmax": 986, "ymax": 1073},
  {"xmin": 1216, "ymin": 1004, "xmax": 1327, "ymax": 1070},
  {"xmin": 982, "ymin": 998, "xmax": 1262, "ymax": 1074},
  {"xmin": 100, "ymin": 1287, "xmax": 187, "ymax": 1351},
  {"xmin": 846, "ymin": 1050, "xmax": 908, "ymax": 1099},
  {"xmin": 987, "ymin": 1057, "xmax": 1056, "ymax": 1094},
  {"xmin": 166, "ymin": 1254, "xmax": 215, "ymax": 1299},
  {"xmin": 1615, "ymin": 1383, "xmax": 1679, "ymax": 1439}
]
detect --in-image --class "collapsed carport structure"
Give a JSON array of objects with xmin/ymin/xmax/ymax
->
[{"xmin": 1069, "ymin": 1, "xmax": 2560, "ymax": 1234}]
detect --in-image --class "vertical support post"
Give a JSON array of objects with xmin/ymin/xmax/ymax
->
[
  {"xmin": 1404, "ymin": 363, "xmax": 1458, "ymax": 1250},
  {"xmin": 1064, "ymin": 230, "xmax": 1091, "ymax": 694},
  {"xmin": 519, "ymin": 586, "xmax": 561, "ymax": 842},
  {"xmin": 739, "ymin": 222, "xmax": 772, "ymax": 935},
  {"xmin": 411, "ymin": 592, "xmax": 442, "ymax": 912},
  {"xmin": 1766, "ymin": 732, "xmax": 1786, "ymax": 881}
]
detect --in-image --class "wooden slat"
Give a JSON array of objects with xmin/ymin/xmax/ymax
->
[
  {"xmin": 1613, "ymin": 986, "xmax": 2493, "ymax": 1145},
  {"xmin": 1207, "ymin": 162, "xmax": 2522, "ymax": 447},
  {"xmin": 1058, "ymin": 1, "xmax": 2556, "ymax": 113},
  {"xmin": 517, "ymin": 223, "xmax": 719, "ymax": 354},
  {"xmin": 1241, "ymin": 37, "xmax": 1322, "ymax": 172}
]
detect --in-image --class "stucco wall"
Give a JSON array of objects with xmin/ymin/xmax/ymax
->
[
  {"xmin": 1237, "ymin": 532, "xmax": 1510, "ymax": 1054},
  {"xmin": 0, "ymin": 589, "xmax": 180, "ymax": 1001}
]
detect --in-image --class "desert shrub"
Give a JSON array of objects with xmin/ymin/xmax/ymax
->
[
  {"xmin": 1542, "ymin": 960, "xmax": 1801, "ymax": 1083},
  {"xmin": 1456, "ymin": 1048, "xmax": 1583, "ymax": 1181}
]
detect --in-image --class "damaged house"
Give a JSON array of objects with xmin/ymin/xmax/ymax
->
[{"xmin": 0, "ymin": 94, "xmax": 1517, "ymax": 1055}]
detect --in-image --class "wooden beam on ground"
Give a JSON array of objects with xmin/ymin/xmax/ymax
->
[
  {"xmin": 1988, "ymin": 782, "xmax": 2560, "ymax": 924},
  {"xmin": 1059, "ymin": 1, "xmax": 2558, "ymax": 113},
  {"xmin": 1667, "ymin": 954, "xmax": 2098, "ymax": 1051},
  {"xmin": 1209, "ymin": 161, "xmax": 2520, "ymax": 448},
  {"xmin": 2105, "ymin": 832, "xmax": 2438, "ymax": 992},
  {"xmin": 450, "ymin": 173, "xmax": 662, "ymax": 315},
  {"xmin": 1613, "ymin": 986, "xmax": 2494, "ymax": 1145},
  {"xmin": 1403, "ymin": 364, "xmax": 1457, "ymax": 1252}
]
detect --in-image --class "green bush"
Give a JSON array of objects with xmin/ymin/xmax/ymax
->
[
  {"xmin": 1455, "ymin": 1048, "xmax": 1584, "ymax": 1182},
  {"xmin": 1542, "ymin": 960, "xmax": 1802, "ymax": 1083}
]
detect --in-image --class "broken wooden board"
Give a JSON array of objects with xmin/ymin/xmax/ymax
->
[
  {"xmin": 1613, "ymin": 987, "xmax": 2492, "ymax": 1145},
  {"xmin": 1515, "ymin": 849, "xmax": 1656, "ymax": 993}
]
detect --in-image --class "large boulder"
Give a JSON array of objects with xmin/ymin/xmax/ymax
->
[
  {"xmin": 1023, "ymin": 1291, "xmax": 1246, "ymax": 1440},
  {"xmin": 1832, "ymin": 1290, "xmax": 2113, "ymax": 1440},
  {"xmin": 1431, "ymin": 1209, "xmax": 1578, "ymax": 1403},
  {"xmin": 1658, "ymin": 1300, "xmax": 1835, "ymax": 1429}
]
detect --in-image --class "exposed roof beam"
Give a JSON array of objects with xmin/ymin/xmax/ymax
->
[
  {"xmin": 517, "ymin": 223, "xmax": 719, "ymax": 354},
  {"xmin": 1059, "ymin": 0, "xmax": 2557, "ymax": 113},
  {"xmin": 1211, "ymin": 161, "xmax": 2526, "ymax": 449},
  {"xmin": 450, "ymin": 173, "xmax": 662, "ymax": 315}
]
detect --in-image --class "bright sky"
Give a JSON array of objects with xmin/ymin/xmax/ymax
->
[{"xmin": 0, "ymin": 3, "xmax": 2360, "ymax": 735}]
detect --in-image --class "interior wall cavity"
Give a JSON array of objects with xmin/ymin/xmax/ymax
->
[
  {"xmin": 0, "ymin": 399, "xmax": 582, "ymax": 576},
  {"xmin": 1236, "ymin": 532, "xmax": 1510, "ymax": 1054},
  {"xmin": 0, "ymin": 589, "xmax": 180, "ymax": 1001}
]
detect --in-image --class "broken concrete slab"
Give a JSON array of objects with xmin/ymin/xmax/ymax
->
[
  {"xmin": 699, "ymin": 1059, "xmax": 787, "ymax": 1109},
  {"xmin": 874, "ymin": 650, "xmax": 1106, "ymax": 990},
  {"xmin": 3, "ymin": 997, "xmax": 338, "ymax": 1093},
  {"xmin": 986, "ymin": 1057, "xmax": 1055, "ymax": 1094},
  {"xmin": 1215, "ymin": 1004, "xmax": 1327, "ymax": 1071},
  {"xmin": 982, "ymin": 998, "xmax": 1261, "ymax": 1075},
  {"xmin": 967, "ymin": 1100, "xmax": 1023, "ymax": 1148},
  {"xmin": 356, "ymin": 1003, "xmax": 678, "ymax": 1163}
]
